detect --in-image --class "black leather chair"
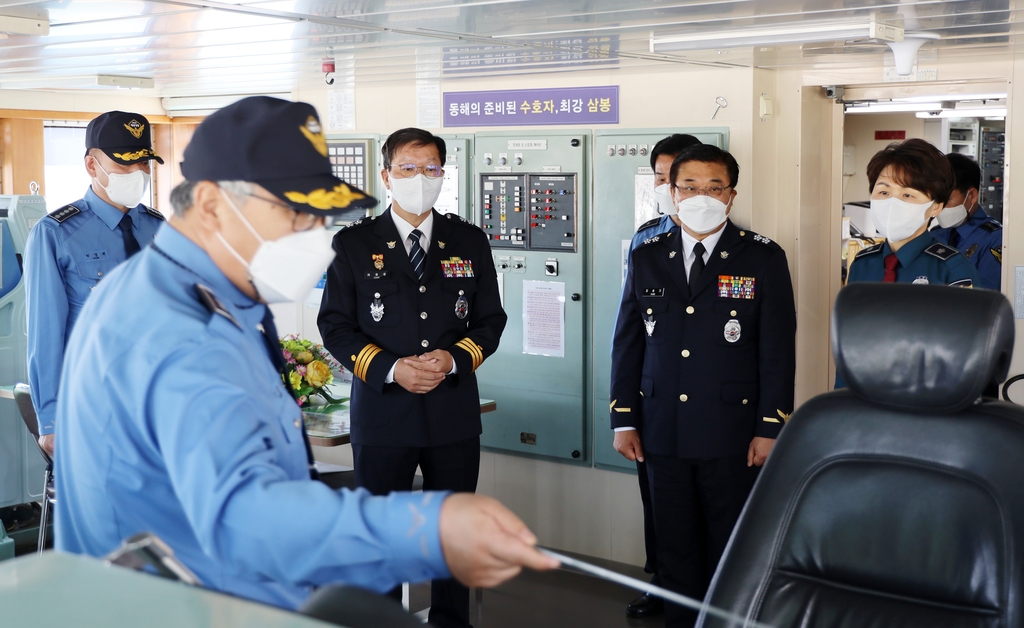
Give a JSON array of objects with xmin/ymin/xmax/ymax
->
[
  {"xmin": 699, "ymin": 283, "xmax": 1021, "ymax": 628},
  {"xmin": 13, "ymin": 383, "xmax": 55, "ymax": 554}
]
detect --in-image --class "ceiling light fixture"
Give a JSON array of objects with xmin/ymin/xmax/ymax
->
[
  {"xmin": 97, "ymin": 75, "xmax": 155, "ymax": 89},
  {"xmin": 0, "ymin": 13, "xmax": 49, "ymax": 36},
  {"xmin": 916, "ymin": 107, "xmax": 1007, "ymax": 119},
  {"xmin": 161, "ymin": 92, "xmax": 293, "ymax": 117},
  {"xmin": 845, "ymin": 102, "xmax": 946, "ymax": 114},
  {"xmin": 650, "ymin": 22, "xmax": 873, "ymax": 53}
]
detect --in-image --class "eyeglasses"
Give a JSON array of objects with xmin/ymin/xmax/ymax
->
[
  {"xmin": 246, "ymin": 193, "xmax": 334, "ymax": 231},
  {"xmin": 389, "ymin": 163, "xmax": 444, "ymax": 179},
  {"xmin": 675, "ymin": 185, "xmax": 732, "ymax": 198}
]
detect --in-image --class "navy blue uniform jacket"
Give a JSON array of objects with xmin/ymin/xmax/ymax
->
[
  {"xmin": 610, "ymin": 221, "xmax": 797, "ymax": 459},
  {"xmin": 319, "ymin": 209, "xmax": 507, "ymax": 448}
]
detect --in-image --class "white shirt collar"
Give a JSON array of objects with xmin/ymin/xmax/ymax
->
[
  {"xmin": 679, "ymin": 221, "xmax": 727, "ymax": 261},
  {"xmin": 390, "ymin": 207, "xmax": 433, "ymax": 255}
]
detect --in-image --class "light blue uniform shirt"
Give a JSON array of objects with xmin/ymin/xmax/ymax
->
[
  {"xmin": 54, "ymin": 223, "xmax": 450, "ymax": 609},
  {"xmin": 25, "ymin": 187, "xmax": 164, "ymax": 434}
]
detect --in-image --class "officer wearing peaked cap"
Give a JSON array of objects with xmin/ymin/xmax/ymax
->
[
  {"xmin": 55, "ymin": 97, "xmax": 555, "ymax": 611},
  {"xmin": 318, "ymin": 127, "xmax": 508, "ymax": 628},
  {"xmin": 25, "ymin": 110, "xmax": 165, "ymax": 457},
  {"xmin": 610, "ymin": 145, "xmax": 796, "ymax": 627}
]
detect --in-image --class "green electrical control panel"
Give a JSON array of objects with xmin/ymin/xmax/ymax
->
[
  {"xmin": 590, "ymin": 128, "xmax": 729, "ymax": 472},
  {"xmin": 474, "ymin": 131, "xmax": 589, "ymax": 463}
]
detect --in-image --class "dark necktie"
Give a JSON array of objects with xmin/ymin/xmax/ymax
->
[
  {"xmin": 258, "ymin": 307, "xmax": 319, "ymax": 480},
  {"xmin": 883, "ymin": 253, "xmax": 899, "ymax": 283},
  {"xmin": 689, "ymin": 241, "xmax": 706, "ymax": 294},
  {"xmin": 409, "ymin": 228, "xmax": 426, "ymax": 281},
  {"xmin": 949, "ymin": 228, "xmax": 961, "ymax": 248},
  {"xmin": 119, "ymin": 214, "xmax": 141, "ymax": 257}
]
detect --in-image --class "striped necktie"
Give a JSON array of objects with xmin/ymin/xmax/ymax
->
[{"xmin": 409, "ymin": 229, "xmax": 426, "ymax": 281}]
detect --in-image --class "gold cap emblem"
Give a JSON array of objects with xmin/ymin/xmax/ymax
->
[
  {"xmin": 299, "ymin": 115, "xmax": 328, "ymax": 157},
  {"xmin": 124, "ymin": 119, "xmax": 145, "ymax": 139},
  {"xmin": 284, "ymin": 183, "xmax": 366, "ymax": 210}
]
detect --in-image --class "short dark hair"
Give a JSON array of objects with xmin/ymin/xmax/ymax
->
[
  {"xmin": 947, "ymin": 152, "xmax": 981, "ymax": 194},
  {"xmin": 866, "ymin": 139, "xmax": 953, "ymax": 204},
  {"xmin": 382, "ymin": 128, "xmax": 446, "ymax": 170},
  {"xmin": 669, "ymin": 144, "xmax": 739, "ymax": 189},
  {"xmin": 650, "ymin": 134, "xmax": 702, "ymax": 170}
]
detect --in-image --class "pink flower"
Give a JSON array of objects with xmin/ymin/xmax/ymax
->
[
  {"xmin": 297, "ymin": 396, "xmax": 307, "ymax": 406},
  {"xmin": 296, "ymin": 365, "xmax": 307, "ymax": 376}
]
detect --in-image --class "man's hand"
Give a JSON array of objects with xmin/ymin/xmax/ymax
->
[
  {"xmin": 38, "ymin": 434, "xmax": 54, "ymax": 457},
  {"xmin": 613, "ymin": 430, "xmax": 644, "ymax": 463},
  {"xmin": 439, "ymin": 493, "xmax": 559, "ymax": 588},
  {"xmin": 416, "ymin": 349, "xmax": 454, "ymax": 375},
  {"xmin": 747, "ymin": 436, "xmax": 775, "ymax": 467},
  {"xmin": 394, "ymin": 355, "xmax": 447, "ymax": 394}
]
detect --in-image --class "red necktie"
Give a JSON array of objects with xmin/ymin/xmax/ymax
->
[{"xmin": 883, "ymin": 254, "xmax": 899, "ymax": 283}]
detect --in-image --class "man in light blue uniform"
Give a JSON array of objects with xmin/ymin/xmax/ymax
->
[
  {"xmin": 25, "ymin": 110, "xmax": 165, "ymax": 456},
  {"xmin": 55, "ymin": 97, "xmax": 555, "ymax": 609},
  {"xmin": 929, "ymin": 152, "xmax": 1002, "ymax": 290},
  {"xmin": 617, "ymin": 133, "xmax": 701, "ymax": 620}
]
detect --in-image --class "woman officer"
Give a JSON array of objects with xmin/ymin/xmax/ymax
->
[{"xmin": 848, "ymin": 138, "xmax": 979, "ymax": 287}]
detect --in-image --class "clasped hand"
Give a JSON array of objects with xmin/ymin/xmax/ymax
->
[{"xmin": 394, "ymin": 350, "xmax": 454, "ymax": 394}]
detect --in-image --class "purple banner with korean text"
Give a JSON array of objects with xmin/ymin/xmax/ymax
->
[{"xmin": 443, "ymin": 86, "xmax": 619, "ymax": 127}]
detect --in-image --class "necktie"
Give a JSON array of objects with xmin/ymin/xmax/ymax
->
[
  {"xmin": 119, "ymin": 214, "xmax": 141, "ymax": 258},
  {"xmin": 883, "ymin": 253, "xmax": 899, "ymax": 283},
  {"xmin": 689, "ymin": 242, "xmax": 706, "ymax": 294},
  {"xmin": 949, "ymin": 229, "xmax": 961, "ymax": 248},
  {"xmin": 258, "ymin": 307, "xmax": 319, "ymax": 480},
  {"xmin": 408, "ymin": 228, "xmax": 426, "ymax": 281}
]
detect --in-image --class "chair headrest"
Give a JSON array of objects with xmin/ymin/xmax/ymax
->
[{"xmin": 832, "ymin": 283, "xmax": 1014, "ymax": 413}]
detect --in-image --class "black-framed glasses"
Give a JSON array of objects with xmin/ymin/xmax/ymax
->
[{"xmin": 389, "ymin": 163, "xmax": 444, "ymax": 179}]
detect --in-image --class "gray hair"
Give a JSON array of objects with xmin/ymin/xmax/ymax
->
[{"xmin": 168, "ymin": 180, "xmax": 253, "ymax": 217}]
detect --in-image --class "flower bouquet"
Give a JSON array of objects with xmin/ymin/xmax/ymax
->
[{"xmin": 280, "ymin": 335, "xmax": 348, "ymax": 408}]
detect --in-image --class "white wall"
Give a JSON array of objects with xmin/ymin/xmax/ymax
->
[{"xmin": 842, "ymin": 112, "xmax": 927, "ymax": 203}]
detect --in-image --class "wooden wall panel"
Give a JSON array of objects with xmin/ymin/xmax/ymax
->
[
  {"xmin": 152, "ymin": 122, "xmax": 197, "ymax": 216},
  {"xmin": 0, "ymin": 118, "xmax": 45, "ymax": 196}
]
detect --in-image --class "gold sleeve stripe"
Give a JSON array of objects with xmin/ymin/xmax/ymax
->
[
  {"xmin": 762, "ymin": 417, "xmax": 781, "ymax": 423},
  {"xmin": 455, "ymin": 338, "xmax": 483, "ymax": 371},
  {"xmin": 613, "ymin": 408, "xmax": 631, "ymax": 413},
  {"xmin": 354, "ymin": 344, "xmax": 382, "ymax": 382},
  {"xmin": 455, "ymin": 338, "xmax": 484, "ymax": 371}
]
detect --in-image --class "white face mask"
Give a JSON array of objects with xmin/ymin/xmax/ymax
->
[
  {"xmin": 870, "ymin": 197, "xmax": 934, "ymax": 242},
  {"xmin": 218, "ymin": 192, "xmax": 336, "ymax": 304},
  {"xmin": 389, "ymin": 173, "xmax": 443, "ymax": 216},
  {"xmin": 935, "ymin": 203, "xmax": 968, "ymax": 229},
  {"xmin": 675, "ymin": 194, "xmax": 730, "ymax": 234},
  {"xmin": 654, "ymin": 184, "xmax": 676, "ymax": 216},
  {"xmin": 95, "ymin": 161, "xmax": 149, "ymax": 208}
]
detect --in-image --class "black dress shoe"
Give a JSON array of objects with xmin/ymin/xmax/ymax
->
[{"xmin": 626, "ymin": 593, "xmax": 664, "ymax": 618}]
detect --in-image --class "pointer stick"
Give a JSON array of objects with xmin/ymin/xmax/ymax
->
[{"xmin": 537, "ymin": 547, "xmax": 776, "ymax": 628}]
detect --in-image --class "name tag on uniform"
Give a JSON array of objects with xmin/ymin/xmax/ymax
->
[
  {"xmin": 442, "ymin": 257, "xmax": 474, "ymax": 278},
  {"xmin": 364, "ymin": 271, "xmax": 390, "ymax": 280},
  {"xmin": 642, "ymin": 287, "xmax": 664, "ymax": 297},
  {"xmin": 718, "ymin": 275, "xmax": 755, "ymax": 299}
]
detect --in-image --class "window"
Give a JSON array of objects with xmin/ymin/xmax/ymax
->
[{"xmin": 43, "ymin": 123, "xmax": 90, "ymax": 212}]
